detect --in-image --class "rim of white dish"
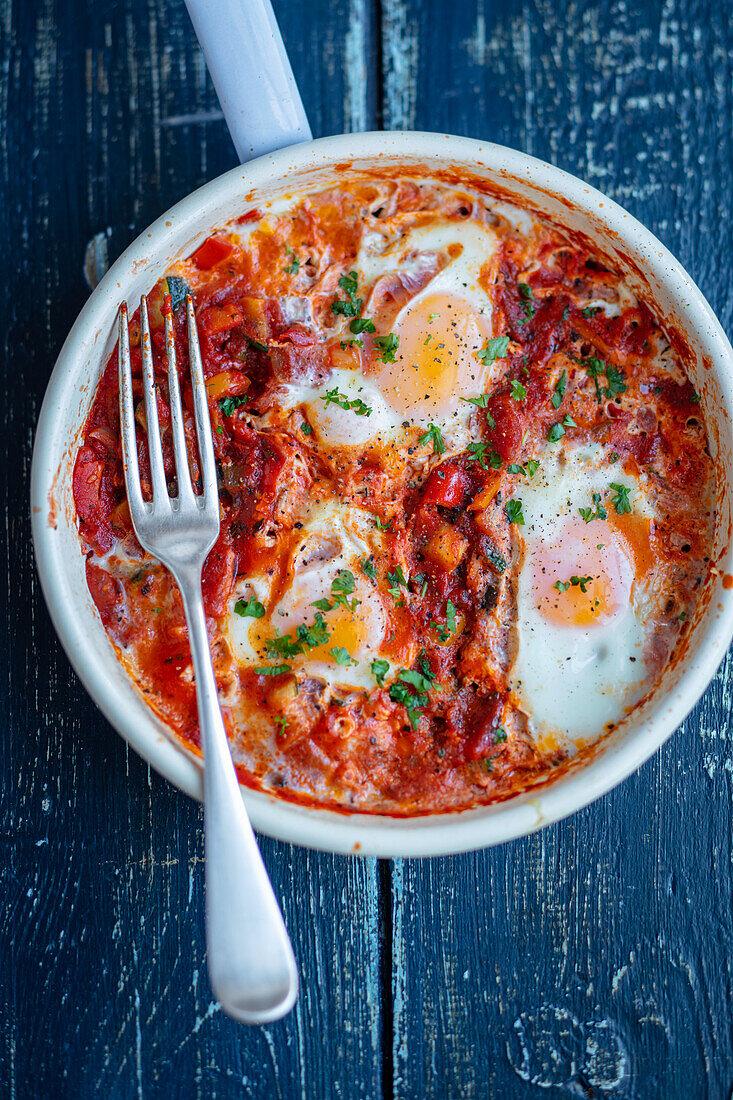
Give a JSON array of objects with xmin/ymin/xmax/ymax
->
[{"xmin": 31, "ymin": 131, "xmax": 733, "ymax": 857}]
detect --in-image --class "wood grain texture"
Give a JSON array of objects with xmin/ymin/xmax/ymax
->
[
  {"xmin": 382, "ymin": 1, "xmax": 733, "ymax": 1096},
  {"xmin": 2, "ymin": 0, "xmax": 733, "ymax": 1096},
  {"xmin": 1, "ymin": 1, "xmax": 383, "ymax": 1097}
]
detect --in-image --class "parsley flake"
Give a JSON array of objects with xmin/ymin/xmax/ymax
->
[
  {"xmin": 350, "ymin": 317, "xmax": 376, "ymax": 335},
  {"xmin": 234, "ymin": 596, "xmax": 265, "ymax": 619},
  {"xmin": 609, "ymin": 482, "xmax": 632, "ymax": 514},
  {"xmin": 547, "ymin": 414, "xmax": 577, "ymax": 443},
  {"xmin": 219, "ymin": 395, "xmax": 248, "ymax": 416},
  {"xmin": 374, "ymin": 333, "xmax": 399, "ymax": 362},
  {"xmin": 505, "ymin": 499, "xmax": 525, "ymax": 525},
  {"xmin": 331, "ymin": 270, "xmax": 362, "ymax": 317},
  {"xmin": 419, "ymin": 423, "xmax": 446, "ymax": 454},
  {"xmin": 371, "ymin": 658, "xmax": 390, "ymax": 686},
  {"xmin": 510, "ymin": 378, "xmax": 527, "ymax": 401},
  {"xmin": 551, "ymin": 370, "xmax": 566, "ymax": 410},
  {"xmin": 331, "ymin": 646, "xmax": 356, "ymax": 667},
  {"xmin": 331, "ymin": 569, "xmax": 359, "ymax": 611},
  {"xmin": 517, "ymin": 282, "xmax": 535, "ymax": 320},
  {"xmin": 467, "ymin": 441, "xmax": 501, "ymax": 470},
  {"xmin": 323, "ymin": 386, "xmax": 372, "ymax": 417},
  {"xmin": 361, "ymin": 556, "xmax": 377, "ymax": 581},
  {"xmin": 578, "ymin": 492, "xmax": 608, "ymax": 523},
  {"xmin": 477, "ymin": 335, "xmax": 510, "ymax": 366}
]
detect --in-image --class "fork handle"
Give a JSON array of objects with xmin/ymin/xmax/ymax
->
[{"xmin": 177, "ymin": 570, "xmax": 298, "ymax": 1024}]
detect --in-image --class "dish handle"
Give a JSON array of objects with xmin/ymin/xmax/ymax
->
[{"xmin": 183, "ymin": 0, "xmax": 312, "ymax": 162}]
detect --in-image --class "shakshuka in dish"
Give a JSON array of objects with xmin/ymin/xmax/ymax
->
[{"xmin": 73, "ymin": 176, "xmax": 714, "ymax": 814}]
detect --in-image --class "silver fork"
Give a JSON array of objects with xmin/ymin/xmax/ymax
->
[{"xmin": 118, "ymin": 295, "xmax": 298, "ymax": 1024}]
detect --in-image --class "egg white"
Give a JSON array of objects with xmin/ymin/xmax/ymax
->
[
  {"xmin": 509, "ymin": 444, "xmax": 657, "ymax": 747},
  {"xmin": 226, "ymin": 500, "xmax": 389, "ymax": 691}
]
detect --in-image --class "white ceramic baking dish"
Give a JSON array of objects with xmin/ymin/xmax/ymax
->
[{"xmin": 30, "ymin": 131, "xmax": 733, "ymax": 856}]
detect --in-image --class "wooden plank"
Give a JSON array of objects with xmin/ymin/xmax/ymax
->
[
  {"xmin": 0, "ymin": 0, "xmax": 385, "ymax": 1096},
  {"xmin": 381, "ymin": 0, "xmax": 733, "ymax": 1095}
]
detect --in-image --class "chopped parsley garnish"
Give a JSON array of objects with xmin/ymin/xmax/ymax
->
[
  {"xmin": 419, "ymin": 423, "xmax": 446, "ymax": 454},
  {"xmin": 285, "ymin": 251, "xmax": 300, "ymax": 275},
  {"xmin": 312, "ymin": 597, "xmax": 333, "ymax": 612},
  {"xmin": 477, "ymin": 335, "xmax": 510, "ymax": 366},
  {"xmin": 430, "ymin": 621, "xmax": 450, "ymax": 642},
  {"xmin": 582, "ymin": 305, "xmax": 601, "ymax": 318},
  {"xmin": 219, "ymin": 395, "xmax": 248, "ymax": 416},
  {"xmin": 386, "ymin": 566, "xmax": 409, "ymax": 599},
  {"xmin": 517, "ymin": 282, "xmax": 535, "ymax": 320},
  {"xmin": 298, "ymin": 615, "xmax": 330, "ymax": 647},
  {"xmin": 374, "ymin": 333, "xmax": 399, "ymax": 362},
  {"xmin": 371, "ymin": 658, "xmax": 390, "ymax": 686},
  {"xmin": 274, "ymin": 715, "xmax": 288, "ymax": 734},
  {"xmin": 493, "ymin": 727, "xmax": 508, "ymax": 744},
  {"xmin": 467, "ymin": 442, "xmax": 501, "ymax": 470},
  {"xmin": 605, "ymin": 367, "xmax": 627, "ymax": 398},
  {"xmin": 526, "ymin": 458, "xmax": 540, "ymax": 477},
  {"xmin": 331, "ymin": 646, "xmax": 356, "ymax": 667},
  {"xmin": 374, "ymin": 516, "xmax": 392, "ymax": 531},
  {"xmin": 234, "ymin": 596, "xmax": 265, "ymax": 619},
  {"xmin": 412, "ymin": 573, "xmax": 429, "ymax": 599},
  {"xmin": 583, "ymin": 357, "xmax": 627, "ymax": 404},
  {"xmin": 266, "ymin": 634, "xmax": 304, "ymax": 659},
  {"xmin": 551, "ymin": 370, "xmax": 566, "ymax": 409},
  {"xmin": 331, "ymin": 270, "xmax": 362, "ymax": 317},
  {"xmin": 609, "ymin": 482, "xmax": 632, "ymax": 514},
  {"xmin": 267, "ymin": 612, "xmax": 331, "ymax": 659},
  {"xmin": 690, "ymin": 391, "xmax": 701, "ymax": 403},
  {"xmin": 301, "ymin": 421, "xmax": 313, "ymax": 435},
  {"xmin": 505, "ymin": 499, "xmax": 525, "ymax": 525},
  {"xmin": 254, "ymin": 664, "xmax": 292, "ymax": 676},
  {"xmin": 331, "ymin": 569, "xmax": 359, "ymax": 611},
  {"xmin": 361, "ymin": 556, "xmax": 377, "ymax": 581},
  {"xmin": 460, "ymin": 394, "xmax": 497, "ymax": 428},
  {"xmin": 510, "ymin": 378, "xmax": 527, "ymax": 401},
  {"xmin": 445, "ymin": 598, "xmax": 457, "ymax": 633},
  {"xmin": 578, "ymin": 493, "xmax": 608, "ymax": 523},
  {"xmin": 554, "ymin": 575, "xmax": 593, "ymax": 594},
  {"xmin": 216, "ymin": 426, "xmax": 224, "ymax": 434},
  {"xmin": 389, "ymin": 657, "xmax": 436, "ymax": 729},
  {"xmin": 547, "ymin": 414, "xmax": 577, "ymax": 443},
  {"xmin": 323, "ymin": 386, "xmax": 372, "ymax": 417},
  {"xmin": 349, "ymin": 317, "xmax": 376, "ymax": 335}
]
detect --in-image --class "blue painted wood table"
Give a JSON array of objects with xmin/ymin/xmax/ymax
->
[{"xmin": 3, "ymin": 1, "xmax": 733, "ymax": 1096}]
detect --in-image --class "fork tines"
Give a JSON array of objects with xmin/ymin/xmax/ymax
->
[{"xmin": 118, "ymin": 295, "xmax": 219, "ymax": 524}]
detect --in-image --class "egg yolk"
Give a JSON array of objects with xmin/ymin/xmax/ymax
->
[
  {"xmin": 531, "ymin": 518, "xmax": 638, "ymax": 628},
  {"xmin": 370, "ymin": 292, "xmax": 490, "ymax": 419},
  {"xmin": 251, "ymin": 569, "xmax": 382, "ymax": 668}
]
